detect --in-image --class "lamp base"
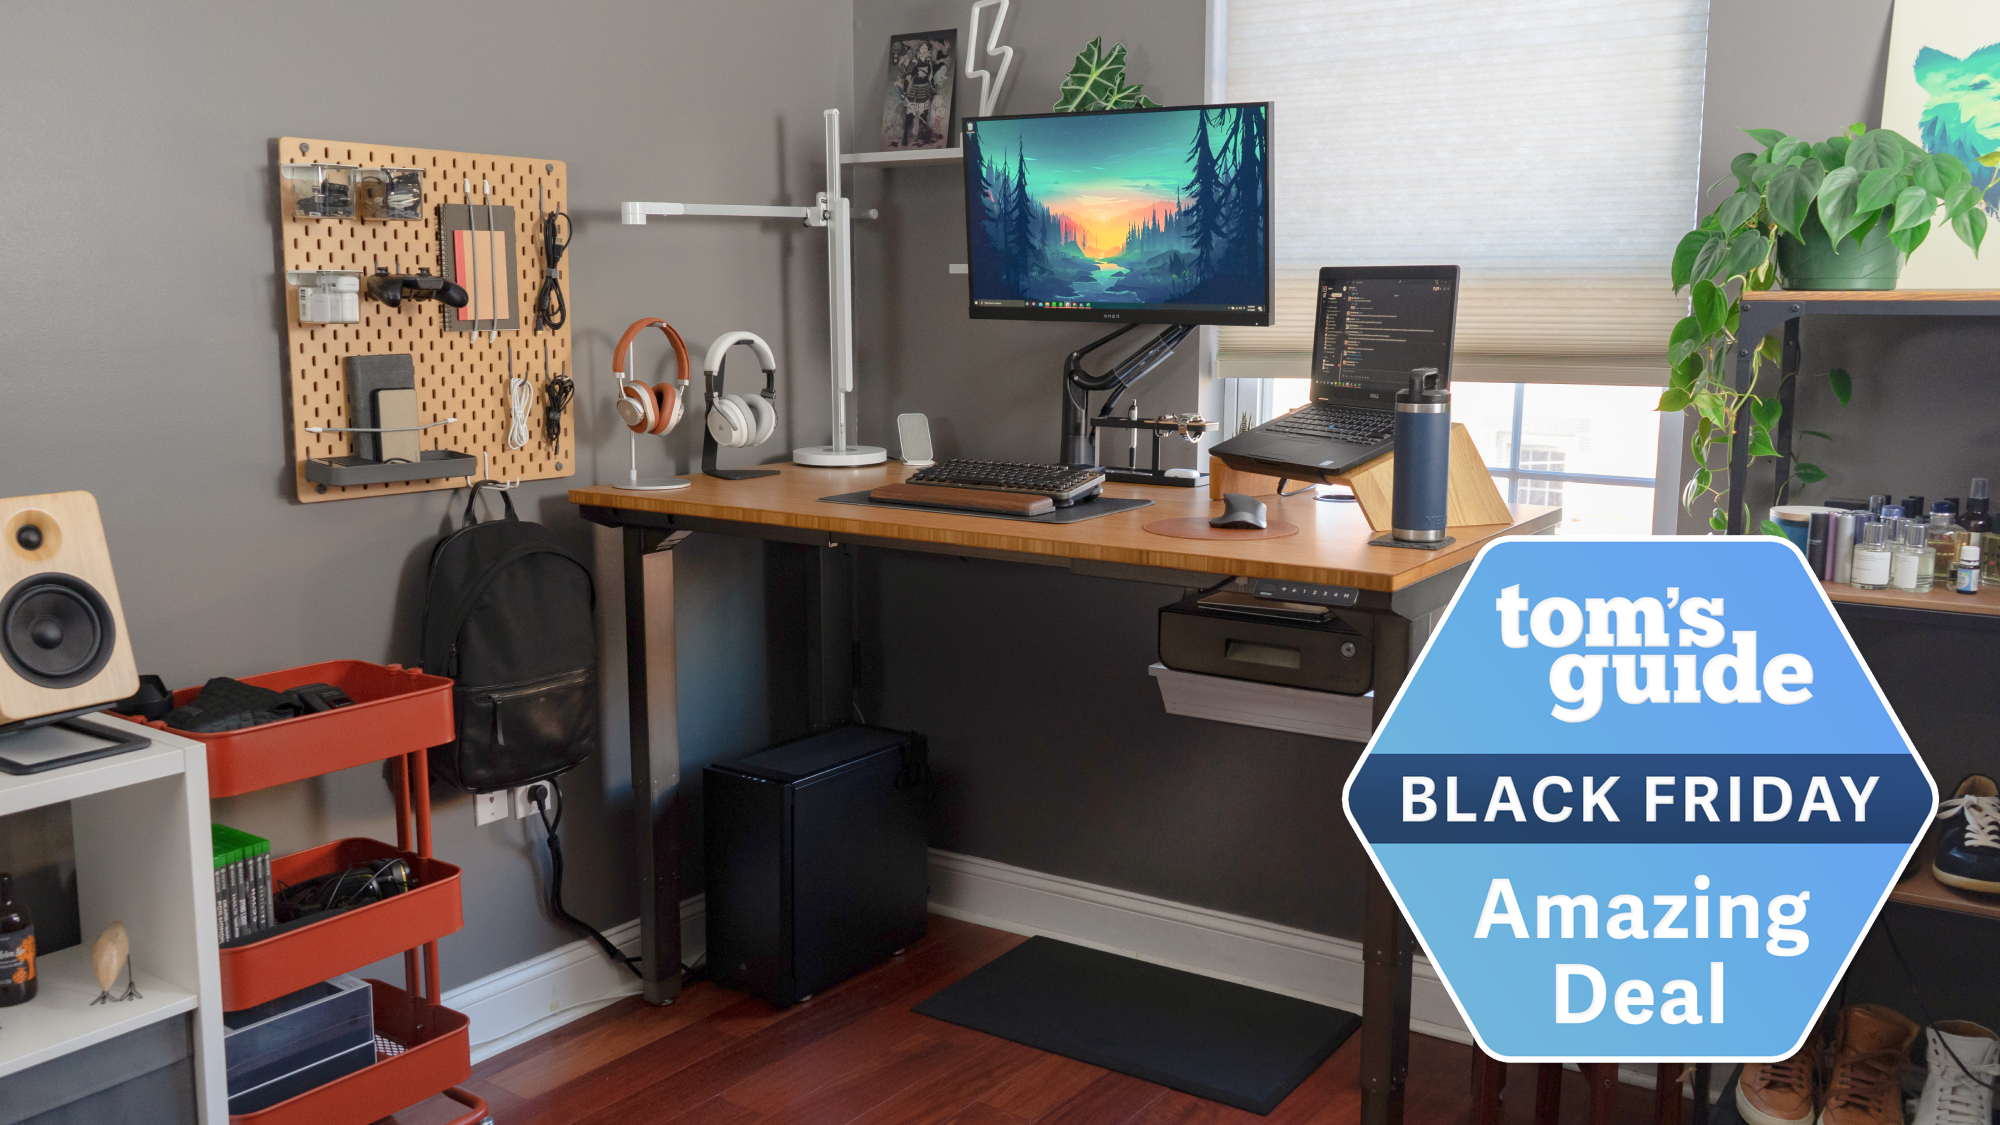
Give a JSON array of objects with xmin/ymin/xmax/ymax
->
[
  {"xmin": 604, "ymin": 475, "xmax": 692, "ymax": 491},
  {"xmin": 794, "ymin": 445, "xmax": 887, "ymax": 467}
]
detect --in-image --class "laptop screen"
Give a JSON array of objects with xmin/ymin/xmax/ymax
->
[{"xmin": 1310, "ymin": 267, "xmax": 1459, "ymax": 406}]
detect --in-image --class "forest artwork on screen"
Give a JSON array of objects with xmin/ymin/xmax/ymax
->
[{"xmin": 963, "ymin": 104, "xmax": 1270, "ymax": 318}]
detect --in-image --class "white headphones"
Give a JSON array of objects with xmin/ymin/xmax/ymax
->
[{"xmin": 703, "ymin": 331, "xmax": 779, "ymax": 448}]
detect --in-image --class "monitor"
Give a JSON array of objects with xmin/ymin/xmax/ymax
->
[
  {"xmin": 1309, "ymin": 265, "xmax": 1460, "ymax": 405},
  {"xmin": 962, "ymin": 103, "xmax": 1273, "ymax": 327}
]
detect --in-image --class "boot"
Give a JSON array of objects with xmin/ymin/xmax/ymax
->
[
  {"xmin": 1821, "ymin": 1004, "xmax": 1920, "ymax": 1125},
  {"xmin": 1738, "ymin": 1039, "xmax": 1819, "ymax": 1125},
  {"xmin": 1911, "ymin": 1022, "xmax": 2000, "ymax": 1125}
]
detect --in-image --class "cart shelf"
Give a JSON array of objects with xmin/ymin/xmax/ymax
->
[{"xmin": 228, "ymin": 979, "xmax": 474, "ymax": 1125}]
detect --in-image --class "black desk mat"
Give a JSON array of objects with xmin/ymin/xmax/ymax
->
[
  {"xmin": 819, "ymin": 490, "xmax": 1152, "ymax": 524},
  {"xmin": 914, "ymin": 936, "xmax": 1359, "ymax": 1115}
]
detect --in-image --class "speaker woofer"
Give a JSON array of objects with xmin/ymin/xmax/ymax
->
[{"xmin": 2, "ymin": 573, "xmax": 115, "ymax": 689}]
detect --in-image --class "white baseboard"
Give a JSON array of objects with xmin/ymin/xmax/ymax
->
[
  {"xmin": 924, "ymin": 848, "xmax": 1471, "ymax": 1043},
  {"xmin": 445, "ymin": 897, "xmax": 706, "ymax": 1064}
]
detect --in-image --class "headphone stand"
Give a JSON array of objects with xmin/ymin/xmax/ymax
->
[
  {"xmin": 607, "ymin": 432, "xmax": 690, "ymax": 492},
  {"xmin": 702, "ymin": 428, "xmax": 779, "ymax": 481}
]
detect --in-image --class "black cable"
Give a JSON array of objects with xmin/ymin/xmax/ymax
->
[
  {"xmin": 532, "ymin": 780, "xmax": 641, "ymax": 978},
  {"xmin": 544, "ymin": 367, "xmax": 575, "ymax": 446},
  {"xmin": 1273, "ymin": 478, "xmax": 1318, "ymax": 497},
  {"xmin": 534, "ymin": 211, "xmax": 570, "ymax": 332}
]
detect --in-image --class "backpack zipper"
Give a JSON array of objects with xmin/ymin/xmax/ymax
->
[{"xmin": 487, "ymin": 669, "xmax": 592, "ymax": 747}]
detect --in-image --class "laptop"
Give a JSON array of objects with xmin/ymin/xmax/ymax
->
[{"xmin": 1210, "ymin": 265, "xmax": 1460, "ymax": 483}]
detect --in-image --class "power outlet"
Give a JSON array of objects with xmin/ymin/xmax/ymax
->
[
  {"xmin": 512, "ymin": 784, "xmax": 547, "ymax": 820},
  {"xmin": 474, "ymin": 791, "xmax": 508, "ymax": 826}
]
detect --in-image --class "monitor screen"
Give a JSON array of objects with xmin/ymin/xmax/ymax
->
[
  {"xmin": 962, "ymin": 103, "xmax": 1273, "ymax": 327},
  {"xmin": 1310, "ymin": 267, "xmax": 1459, "ymax": 403}
]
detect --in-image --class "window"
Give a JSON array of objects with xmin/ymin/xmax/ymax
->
[
  {"xmin": 1266, "ymin": 379, "xmax": 1660, "ymax": 535},
  {"xmin": 1215, "ymin": 0, "xmax": 1710, "ymax": 382}
]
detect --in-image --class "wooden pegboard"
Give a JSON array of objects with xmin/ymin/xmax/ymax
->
[{"xmin": 279, "ymin": 137, "xmax": 574, "ymax": 502}]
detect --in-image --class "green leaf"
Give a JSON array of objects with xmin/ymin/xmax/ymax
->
[
  {"xmin": 1847, "ymin": 122, "xmax": 1867, "ymax": 139},
  {"xmin": 1811, "ymin": 140, "xmax": 1847, "ymax": 170},
  {"xmin": 1690, "ymin": 279, "xmax": 1727, "ymax": 336},
  {"xmin": 1891, "ymin": 185, "xmax": 1936, "ymax": 231},
  {"xmin": 1720, "ymin": 230, "xmax": 1770, "ymax": 280},
  {"xmin": 1889, "ymin": 217, "xmax": 1932, "ymax": 256},
  {"xmin": 1671, "ymin": 230, "xmax": 1711, "ymax": 291},
  {"xmin": 1744, "ymin": 128, "xmax": 1787, "ymax": 148},
  {"xmin": 1817, "ymin": 166, "xmax": 1863, "ymax": 244},
  {"xmin": 1857, "ymin": 166, "xmax": 1906, "ymax": 212},
  {"xmin": 1954, "ymin": 204, "xmax": 1988, "ymax": 257},
  {"xmin": 1731, "ymin": 151, "xmax": 1760, "ymax": 190},
  {"xmin": 1672, "ymin": 350, "xmax": 1705, "ymax": 383},
  {"xmin": 1938, "ymin": 151, "xmax": 1972, "ymax": 187},
  {"xmin": 1772, "ymin": 135, "xmax": 1808, "ymax": 166},
  {"xmin": 1913, "ymin": 154, "xmax": 1950, "ymax": 196},
  {"xmin": 1694, "ymin": 391, "xmax": 1727, "ymax": 428},
  {"xmin": 1689, "ymin": 233, "xmax": 1729, "ymax": 285},
  {"xmin": 1799, "ymin": 430, "xmax": 1832, "ymax": 440},
  {"xmin": 1690, "ymin": 417, "xmax": 1714, "ymax": 460},
  {"xmin": 1710, "ymin": 512, "xmax": 1729, "ymax": 532},
  {"xmin": 1847, "ymin": 130, "xmax": 1908, "ymax": 174},
  {"xmin": 1793, "ymin": 462, "xmax": 1829, "ymax": 484},
  {"xmin": 1766, "ymin": 165, "xmax": 1816, "ymax": 237},
  {"xmin": 1798, "ymin": 157, "xmax": 1827, "ymax": 193},
  {"xmin": 1055, "ymin": 37, "xmax": 1136, "ymax": 112},
  {"xmin": 1946, "ymin": 181, "xmax": 1982, "ymax": 219},
  {"xmin": 1682, "ymin": 477, "xmax": 1702, "ymax": 511},
  {"xmin": 1760, "ymin": 519, "xmax": 1789, "ymax": 538},
  {"xmin": 1657, "ymin": 387, "xmax": 1692, "ymax": 412},
  {"xmin": 1752, "ymin": 162, "xmax": 1782, "ymax": 189},
  {"xmin": 1749, "ymin": 396, "xmax": 1782, "ymax": 431},
  {"xmin": 1749, "ymin": 427, "xmax": 1779, "ymax": 459},
  {"xmin": 1716, "ymin": 190, "xmax": 1762, "ymax": 231},
  {"xmin": 1827, "ymin": 366, "xmax": 1852, "ymax": 407},
  {"xmin": 1850, "ymin": 209, "xmax": 1881, "ymax": 246},
  {"xmin": 1668, "ymin": 314, "xmax": 1704, "ymax": 364},
  {"xmin": 1669, "ymin": 364, "xmax": 1698, "ymax": 393},
  {"xmin": 1982, "ymin": 150, "xmax": 2000, "ymax": 168},
  {"xmin": 1695, "ymin": 467, "xmax": 1712, "ymax": 493}
]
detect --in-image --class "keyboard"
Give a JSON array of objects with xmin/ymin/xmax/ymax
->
[
  {"xmin": 1262, "ymin": 403, "xmax": 1395, "ymax": 445},
  {"xmin": 905, "ymin": 459, "xmax": 1105, "ymax": 505}
]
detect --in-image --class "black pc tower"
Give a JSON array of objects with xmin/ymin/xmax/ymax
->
[{"xmin": 702, "ymin": 725, "xmax": 930, "ymax": 1006}]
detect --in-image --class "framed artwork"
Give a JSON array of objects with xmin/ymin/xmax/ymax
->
[
  {"xmin": 1881, "ymin": 0, "xmax": 2000, "ymax": 287},
  {"xmin": 883, "ymin": 29, "xmax": 957, "ymax": 150}
]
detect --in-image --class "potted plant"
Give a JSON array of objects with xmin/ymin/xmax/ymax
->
[{"xmin": 1662, "ymin": 124, "xmax": 1987, "ymax": 532}]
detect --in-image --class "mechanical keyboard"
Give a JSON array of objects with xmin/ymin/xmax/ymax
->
[
  {"xmin": 1262, "ymin": 403, "xmax": 1395, "ymax": 445},
  {"xmin": 905, "ymin": 459, "xmax": 1105, "ymax": 505}
]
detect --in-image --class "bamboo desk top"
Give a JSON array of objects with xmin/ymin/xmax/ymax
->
[{"xmin": 571, "ymin": 465, "xmax": 1559, "ymax": 594}]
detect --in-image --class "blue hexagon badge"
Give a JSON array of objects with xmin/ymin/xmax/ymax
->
[{"xmin": 1343, "ymin": 537, "xmax": 1935, "ymax": 1062}]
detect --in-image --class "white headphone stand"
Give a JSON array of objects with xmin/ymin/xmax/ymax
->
[
  {"xmin": 622, "ymin": 108, "xmax": 887, "ymax": 469},
  {"xmin": 611, "ymin": 428, "xmax": 691, "ymax": 491}
]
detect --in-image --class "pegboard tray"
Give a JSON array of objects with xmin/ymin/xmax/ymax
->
[
  {"xmin": 278, "ymin": 137, "xmax": 574, "ymax": 502},
  {"xmin": 303, "ymin": 450, "xmax": 479, "ymax": 487}
]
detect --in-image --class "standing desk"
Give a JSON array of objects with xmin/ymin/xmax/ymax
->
[{"xmin": 571, "ymin": 465, "xmax": 1559, "ymax": 1125}]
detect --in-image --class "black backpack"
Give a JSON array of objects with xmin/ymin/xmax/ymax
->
[{"xmin": 420, "ymin": 483, "xmax": 597, "ymax": 792}]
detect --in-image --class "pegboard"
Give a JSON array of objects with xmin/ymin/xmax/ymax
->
[{"xmin": 278, "ymin": 137, "xmax": 574, "ymax": 502}]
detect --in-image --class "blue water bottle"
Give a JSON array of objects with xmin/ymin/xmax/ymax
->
[{"xmin": 1392, "ymin": 367, "xmax": 1450, "ymax": 543}]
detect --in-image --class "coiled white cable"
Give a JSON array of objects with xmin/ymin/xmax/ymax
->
[{"xmin": 505, "ymin": 342, "xmax": 532, "ymax": 449}]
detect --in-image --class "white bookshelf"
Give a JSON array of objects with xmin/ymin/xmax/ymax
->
[
  {"xmin": 841, "ymin": 147, "xmax": 964, "ymax": 167},
  {"xmin": 0, "ymin": 720, "xmax": 224, "ymax": 1123}
]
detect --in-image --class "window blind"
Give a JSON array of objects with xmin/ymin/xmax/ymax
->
[{"xmin": 1220, "ymin": 0, "xmax": 1709, "ymax": 383}]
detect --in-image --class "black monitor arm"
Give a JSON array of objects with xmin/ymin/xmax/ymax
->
[{"xmin": 1059, "ymin": 323, "xmax": 1196, "ymax": 466}]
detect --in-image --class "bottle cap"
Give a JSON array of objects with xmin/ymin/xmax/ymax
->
[
  {"xmin": 1963, "ymin": 544, "xmax": 1983, "ymax": 564},
  {"xmin": 1862, "ymin": 521, "xmax": 1887, "ymax": 546},
  {"xmin": 1906, "ymin": 522, "xmax": 1929, "ymax": 548},
  {"xmin": 1933, "ymin": 501, "xmax": 1954, "ymax": 515},
  {"xmin": 1973, "ymin": 478, "xmax": 1990, "ymax": 501},
  {"xmin": 1881, "ymin": 505, "xmax": 1905, "ymax": 520}
]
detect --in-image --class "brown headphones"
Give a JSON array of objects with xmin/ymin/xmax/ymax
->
[{"xmin": 612, "ymin": 318, "xmax": 692, "ymax": 435}]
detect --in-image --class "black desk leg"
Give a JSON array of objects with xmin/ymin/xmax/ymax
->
[
  {"xmin": 804, "ymin": 544, "xmax": 855, "ymax": 731},
  {"xmin": 1362, "ymin": 868, "xmax": 1414, "ymax": 1125},
  {"xmin": 625, "ymin": 525, "xmax": 690, "ymax": 1005}
]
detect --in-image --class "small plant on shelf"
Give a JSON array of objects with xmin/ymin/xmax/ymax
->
[
  {"xmin": 1055, "ymin": 38, "xmax": 1159, "ymax": 111},
  {"xmin": 1661, "ymin": 123, "xmax": 1987, "ymax": 533}
]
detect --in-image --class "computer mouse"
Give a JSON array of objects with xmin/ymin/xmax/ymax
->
[{"xmin": 1209, "ymin": 493, "xmax": 1268, "ymax": 530}]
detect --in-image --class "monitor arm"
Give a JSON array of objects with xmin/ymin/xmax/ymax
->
[{"xmin": 1059, "ymin": 323, "xmax": 1196, "ymax": 466}]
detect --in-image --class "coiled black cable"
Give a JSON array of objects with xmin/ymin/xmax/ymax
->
[
  {"xmin": 544, "ymin": 367, "xmax": 575, "ymax": 446},
  {"xmin": 534, "ymin": 210, "xmax": 570, "ymax": 332}
]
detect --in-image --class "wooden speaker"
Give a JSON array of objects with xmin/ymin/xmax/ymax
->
[{"xmin": 0, "ymin": 492, "xmax": 137, "ymax": 728}]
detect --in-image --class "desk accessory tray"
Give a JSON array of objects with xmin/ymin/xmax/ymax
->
[{"xmin": 821, "ymin": 490, "xmax": 1152, "ymax": 524}]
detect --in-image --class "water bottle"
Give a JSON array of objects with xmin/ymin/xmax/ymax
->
[{"xmin": 1393, "ymin": 367, "xmax": 1450, "ymax": 543}]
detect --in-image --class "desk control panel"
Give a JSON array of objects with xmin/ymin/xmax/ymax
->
[{"xmin": 1250, "ymin": 578, "xmax": 1359, "ymax": 607}]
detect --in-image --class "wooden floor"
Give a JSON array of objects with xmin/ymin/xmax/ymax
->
[{"xmin": 383, "ymin": 915, "xmax": 1685, "ymax": 1125}]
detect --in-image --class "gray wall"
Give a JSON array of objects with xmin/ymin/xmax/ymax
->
[{"xmin": 0, "ymin": 0, "xmax": 851, "ymax": 985}]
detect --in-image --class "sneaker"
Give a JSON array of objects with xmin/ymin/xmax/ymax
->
[
  {"xmin": 1739, "ymin": 1040, "xmax": 1820, "ymax": 1125},
  {"xmin": 1934, "ymin": 776, "xmax": 2000, "ymax": 894},
  {"xmin": 1821, "ymin": 1004, "xmax": 1919, "ymax": 1125},
  {"xmin": 1911, "ymin": 1022, "xmax": 2000, "ymax": 1125}
]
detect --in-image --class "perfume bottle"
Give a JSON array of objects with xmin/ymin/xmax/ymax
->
[
  {"xmin": 1956, "ymin": 544, "xmax": 1984, "ymax": 595},
  {"xmin": 1965, "ymin": 478, "xmax": 1993, "ymax": 534},
  {"xmin": 1892, "ymin": 522, "xmax": 1936, "ymax": 593},
  {"xmin": 1927, "ymin": 505, "xmax": 1969, "ymax": 582},
  {"xmin": 0, "ymin": 873, "xmax": 34, "ymax": 1007},
  {"xmin": 1850, "ymin": 520, "xmax": 1893, "ymax": 591}
]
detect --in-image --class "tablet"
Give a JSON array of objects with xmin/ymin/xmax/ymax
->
[{"xmin": 0, "ymin": 716, "xmax": 153, "ymax": 775}]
